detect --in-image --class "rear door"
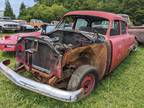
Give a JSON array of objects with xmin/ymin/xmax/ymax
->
[
  {"xmin": 121, "ymin": 21, "xmax": 135, "ymax": 55},
  {"xmin": 109, "ymin": 20, "xmax": 128, "ymax": 71}
]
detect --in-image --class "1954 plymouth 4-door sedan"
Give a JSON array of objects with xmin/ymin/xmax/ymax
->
[{"xmin": 0, "ymin": 11, "xmax": 137, "ymax": 102}]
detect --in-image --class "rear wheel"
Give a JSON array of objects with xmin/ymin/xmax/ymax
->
[
  {"xmin": 67, "ymin": 65, "xmax": 99, "ymax": 96},
  {"xmin": 0, "ymin": 27, "xmax": 4, "ymax": 33},
  {"xmin": 132, "ymin": 40, "xmax": 138, "ymax": 52}
]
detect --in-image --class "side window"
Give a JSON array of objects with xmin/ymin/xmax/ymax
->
[
  {"xmin": 121, "ymin": 21, "xmax": 127, "ymax": 34},
  {"xmin": 110, "ymin": 20, "xmax": 120, "ymax": 36},
  {"xmin": 75, "ymin": 18, "xmax": 88, "ymax": 29}
]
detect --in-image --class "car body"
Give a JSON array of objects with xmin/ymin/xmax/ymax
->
[
  {"xmin": 27, "ymin": 19, "xmax": 48, "ymax": 29},
  {"xmin": 0, "ymin": 17, "xmax": 20, "ymax": 33},
  {"xmin": 13, "ymin": 20, "xmax": 35, "ymax": 32},
  {"xmin": 0, "ymin": 31, "xmax": 41, "ymax": 52},
  {"xmin": 46, "ymin": 24, "xmax": 55, "ymax": 33},
  {"xmin": 0, "ymin": 17, "xmax": 11, "ymax": 20},
  {"xmin": 0, "ymin": 11, "xmax": 137, "ymax": 102},
  {"xmin": 117, "ymin": 14, "xmax": 133, "ymax": 27},
  {"xmin": 13, "ymin": 20, "xmax": 27, "ymax": 25},
  {"xmin": 118, "ymin": 14, "xmax": 144, "ymax": 45}
]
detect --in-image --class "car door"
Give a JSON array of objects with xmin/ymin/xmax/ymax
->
[
  {"xmin": 121, "ymin": 21, "xmax": 135, "ymax": 55},
  {"xmin": 120, "ymin": 21, "xmax": 130, "ymax": 56},
  {"xmin": 109, "ymin": 20, "xmax": 127, "ymax": 71}
]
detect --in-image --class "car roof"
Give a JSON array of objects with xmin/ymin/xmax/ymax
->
[{"xmin": 65, "ymin": 11, "xmax": 124, "ymax": 21}]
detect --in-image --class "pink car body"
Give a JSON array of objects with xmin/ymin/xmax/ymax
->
[{"xmin": 0, "ymin": 31, "xmax": 41, "ymax": 52}]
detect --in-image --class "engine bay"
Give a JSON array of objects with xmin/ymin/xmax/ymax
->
[{"xmin": 41, "ymin": 30, "xmax": 93, "ymax": 54}]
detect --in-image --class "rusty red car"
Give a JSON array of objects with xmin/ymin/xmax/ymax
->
[
  {"xmin": 0, "ymin": 11, "xmax": 137, "ymax": 102},
  {"xmin": 0, "ymin": 30, "xmax": 41, "ymax": 52}
]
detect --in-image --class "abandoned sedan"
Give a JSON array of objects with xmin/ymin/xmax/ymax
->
[
  {"xmin": 0, "ymin": 11, "xmax": 137, "ymax": 102},
  {"xmin": 0, "ymin": 30, "xmax": 41, "ymax": 52}
]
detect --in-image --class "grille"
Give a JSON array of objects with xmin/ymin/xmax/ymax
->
[{"xmin": 16, "ymin": 38, "xmax": 60, "ymax": 73}]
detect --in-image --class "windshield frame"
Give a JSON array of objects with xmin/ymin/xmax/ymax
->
[{"xmin": 56, "ymin": 15, "xmax": 110, "ymax": 35}]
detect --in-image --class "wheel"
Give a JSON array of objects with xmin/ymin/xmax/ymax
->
[
  {"xmin": 67, "ymin": 65, "xmax": 99, "ymax": 96},
  {"xmin": 34, "ymin": 26, "xmax": 39, "ymax": 30},
  {"xmin": 132, "ymin": 40, "xmax": 138, "ymax": 52},
  {"xmin": 0, "ymin": 27, "xmax": 4, "ymax": 33}
]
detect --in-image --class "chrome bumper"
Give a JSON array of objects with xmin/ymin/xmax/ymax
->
[{"xmin": 0, "ymin": 59, "xmax": 84, "ymax": 102}]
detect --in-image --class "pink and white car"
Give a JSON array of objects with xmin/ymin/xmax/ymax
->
[{"xmin": 0, "ymin": 31, "xmax": 41, "ymax": 52}]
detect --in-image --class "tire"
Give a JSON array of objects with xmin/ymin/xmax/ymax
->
[
  {"xmin": 0, "ymin": 27, "xmax": 4, "ymax": 33},
  {"xmin": 67, "ymin": 65, "xmax": 99, "ymax": 96},
  {"xmin": 34, "ymin": 26, "xmax": 39, "ymax": 30},
  {"xmin": 132, "ymin": 40, "xmax": 138, "ymax": 52}
]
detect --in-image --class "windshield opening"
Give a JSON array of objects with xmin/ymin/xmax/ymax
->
[{"xmin": 56, "ymin": 15, "xmax": 109, "ymax": 35}]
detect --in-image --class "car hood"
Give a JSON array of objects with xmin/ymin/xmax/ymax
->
[{"xmin": 0, "ymin": 31, "xmax": 41, "ymax": 45}]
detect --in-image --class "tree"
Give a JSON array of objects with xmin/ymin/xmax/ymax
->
[
  {"xmin": 4, "ymin": 0, "xmax": 15, "ymax": 19},
  {"xmin": 20, "ymin": 2, "xmax": 26, "ymax": 11},
  {"xmin": 123, "ymin": 0, "xmax": 144, "ymax": 25},
  {"xmin": 21, "ymin": 0, "xmax": 144, "ymax": 25},
  {"xmin": 34, "ymin": 0, "xmax": 54, "ymax": 6},
  {"xmin": 18, "ymin": 2, "xmax": 26, "ymax": 19}
]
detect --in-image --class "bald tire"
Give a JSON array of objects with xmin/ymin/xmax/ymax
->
[{"xmin": 67, "ymin": 65, "xmax": 99, "ymax": 94}]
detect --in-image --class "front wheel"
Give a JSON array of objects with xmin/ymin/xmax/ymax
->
[{"xmin": 67, "ymin": 65, "xmax": 99, "ymax": 96}]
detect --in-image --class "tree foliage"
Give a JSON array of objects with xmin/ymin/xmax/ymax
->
[
  {"xmin": 4, "ymin": 0, "xmax": 15, "ymax": 19},
  {"xmin": 21, "ymin": 0, "xmax": 144, "ymax": 25},
  {"xmin": 19, "ymin": 4, "xmax": 66, "ymax": 22},
  {"xmin": 123, "ymin": 0, "xmax": 144, "ymax": 25},
  {"xmin": 18, "ymin": 2, "xmax": 26, "ymax": 19}
]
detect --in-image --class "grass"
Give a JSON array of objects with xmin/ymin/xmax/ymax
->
[{"xmin": 0, "ymin": 46, "xmax": 144, "ymax": 108}]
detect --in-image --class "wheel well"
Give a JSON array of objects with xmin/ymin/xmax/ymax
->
[
  {"xmin": 62, "ymin": 48, "xmax": 95, "ymax": 79},
  {"xmin": 67, "ymin": 65, "xmax": 99, "ymax": 92}
]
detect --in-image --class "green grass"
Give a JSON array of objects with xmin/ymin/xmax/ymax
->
[
  {"xmin": 0, "ymin": 32, "xmax": 15, "ymax": 38},
  {"xmin": 0, "ymin": 47, "xmax": 144, "ymax": 108}
]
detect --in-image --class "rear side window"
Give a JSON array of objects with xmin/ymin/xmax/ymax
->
[
  {"xmin": 110, "ymin": 20, "xmax": 120, "ymax": 36},
  {"xmin": 121, "ymin": 21, "xmax": 127, "ymax": 34}
]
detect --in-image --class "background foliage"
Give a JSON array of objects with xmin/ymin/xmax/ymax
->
[
  {"xmin": 4, "ymin": 0, "xmax": 144, "ymax": 25},
  {"xmin": 4, "ymin": 0, "xmax": 15, "ymax": 19}
]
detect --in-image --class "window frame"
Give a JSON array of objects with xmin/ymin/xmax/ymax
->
[
  {"xmin": 121, "ymin": 21, "xmax": 127, "ymax": 35},
  {"xmin": 110, "ymin": 20, "xmax": 121, "ymax": 36},
  {"xmin": 75, "ymin": 18, "xmax": 88, "ymax": 29}
]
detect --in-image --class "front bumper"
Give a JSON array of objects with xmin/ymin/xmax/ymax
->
[{"xmin": 0, "ymin": 59, "xmax": 84, "ymax": 102}]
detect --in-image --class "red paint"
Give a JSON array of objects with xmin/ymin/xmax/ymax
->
[
  {"xmin": 17, "ymin": 44, "xmax": 25, "ymax": 52},
  {"xmin": 81, "ymin": 74, "xmax": 95, "ymax": 96},
  {"xmin": 65, "ymin": 11, "xmax": 136, "ymax": 72},
  {"xmin": 15, "ymin": 11, "xmax": 136, "ymax": 80},
  {"xmin": 50, "ymin": 60, "xmax": 62, "ymax": 79},
  {"xmin": 0, "ymin": 31, "xmax": 41, "ymax": 52},
  {"xmin": 65, "ymin": 11, "xmax": 125, "ymax": 21},
  {"xmin": 108, "ymin": 24, "xmax": 135, "ymax": 71}
]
